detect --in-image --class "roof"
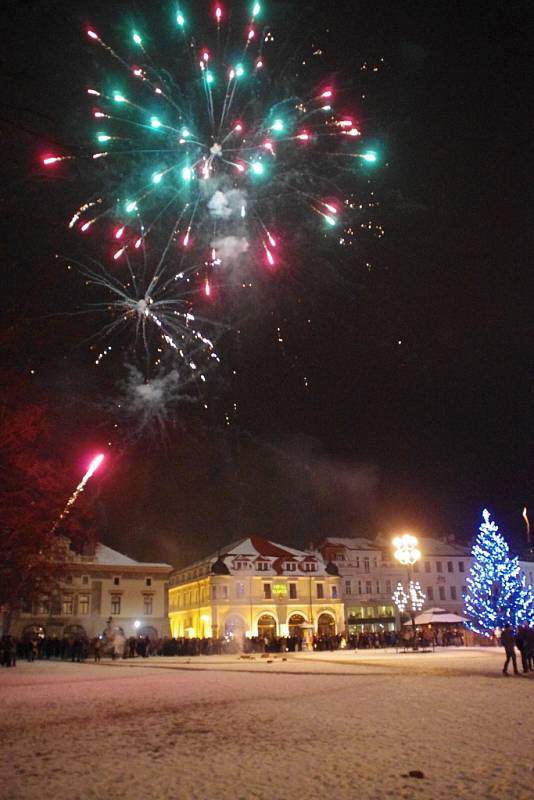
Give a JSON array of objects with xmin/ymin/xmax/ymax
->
[
  {"xmin": 320, "ymin": 537, "xmax": 381, "ymax": 551},
  {"xmin": 74, "ymin": 542, "xmax": 173, "ymax": 570},
  {"xmin": 171, "ymin": 534, "xmax": 328, "ymax": 581},
  {"xmin": 319, "ymin": 536, "xmax": 470, "ymax": 557}
]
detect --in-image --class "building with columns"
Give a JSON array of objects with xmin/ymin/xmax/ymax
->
[{"xmin": 168, "ymin": 535, "xmax": 344, "ymax": 641}]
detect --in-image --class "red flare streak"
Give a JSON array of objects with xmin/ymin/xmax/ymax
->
[
  {"xmin": 81, "ymin": 221, "xmax": 93, "ymax": 232},
  {"xmin": 115, "ymin": 226, "xmax": 125, "ymax": 240},
  {"xmin": 113, "ymin": 247, "xmax": 125, "ymax": 260},
  {"xmin": 135, "ymin": 237, "xmax": 143, "ymax": 249},
  {"xmin": 205, "ymin": 278, "xmax": 211, "ymax": 297},
  {"xmin": 87, "ymin": 30, "xmax": 98, "ymax": 40},
  {"xmin": 43, "ymin": 156, "xmax": 60, "ymax": 165}
]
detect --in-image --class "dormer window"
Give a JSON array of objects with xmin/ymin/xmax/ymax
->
[
  {"xmin": 256, "ymin": 560, "xmax": 270, "ymax": 571},
  {"xmin": 285, "ymin": 562, "xmax": 296, "ymax": 572},
  {"xmin": 302, "ymin": 561, "xmax": 317, "ymax": 573},
  {"xmin": 233, "ymin": 559, "xmax": 252, "ymax": 571}
]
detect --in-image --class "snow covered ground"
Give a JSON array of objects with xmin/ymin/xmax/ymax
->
[{"xmin": 1, "ymin": 648, "xmax": 533, "ymax": 800}]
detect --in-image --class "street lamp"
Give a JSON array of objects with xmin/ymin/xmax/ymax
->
[{"xmin": 392, "ymin": 534, "xmax": 425, "ymax": 647}]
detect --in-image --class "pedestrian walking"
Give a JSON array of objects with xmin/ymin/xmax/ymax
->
[{"xmin": 501, "ymin": 624, "xmax": 519, "ymax": 675}]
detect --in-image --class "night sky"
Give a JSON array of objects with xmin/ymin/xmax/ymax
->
[{"xmin": 1, "ymin": 1, "xmax": 531, "ymax": 567}]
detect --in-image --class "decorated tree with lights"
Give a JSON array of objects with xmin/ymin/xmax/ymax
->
[{"xmin": 464, "ymin": 509, "xmax": 534, "ymax": 636}]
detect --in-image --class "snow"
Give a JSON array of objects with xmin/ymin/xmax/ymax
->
[{"xmin": 1, "ymin": 648, "xmax": 533, "ymax": 799}]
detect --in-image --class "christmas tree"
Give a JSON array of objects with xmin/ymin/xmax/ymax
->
[{"xmin": 464, "ymin": 509, "xmax": 534, "ymax": 636}]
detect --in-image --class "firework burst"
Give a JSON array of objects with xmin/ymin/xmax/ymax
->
[{"xmin": 44, "ymin": 1, "xmax": 379, "ymax": 282}]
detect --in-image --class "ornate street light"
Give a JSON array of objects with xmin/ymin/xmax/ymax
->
[{"xmin": 392, "ymin": 534, "xmax": 425, "ymax": 648}]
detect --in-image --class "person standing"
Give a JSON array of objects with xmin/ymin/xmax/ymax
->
[{"xmin": 501, "ymin": 624, "xmax": 519, "ymax": 675}]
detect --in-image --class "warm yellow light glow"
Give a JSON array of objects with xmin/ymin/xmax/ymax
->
[{"xmin": 393, "ymin": 533, "xmax": 421, "ymax": 566}]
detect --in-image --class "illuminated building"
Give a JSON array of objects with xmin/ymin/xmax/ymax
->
[
  {"xmin": 168, "ymin": 535, "xmax": 344, "ymax": 640},
  {"xmin": 9, "ymin": 538, "xmax": 173, "ymax": 641}
]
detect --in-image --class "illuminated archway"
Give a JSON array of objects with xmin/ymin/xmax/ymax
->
[
  {"xmin": 257, "ymin": 613, "xmax": 277, "ymax": 640},
  {"xmin": 288, "ymin": 613, "xmax": 306, "ymax": 637},
  {"xmin": 317, "ymin": 612, "xmax": 336, "ymax": 637}
]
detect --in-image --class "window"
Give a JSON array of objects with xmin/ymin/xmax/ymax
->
[
  {"xmin": 143, "ymin": 595, "xmax": 153, "ymax": 615},
  {"xmin": 145, "ymin": 578, "xmax": 152, "ymax": 587},
  {"xmin": 459, "ymin": 561, "xmax": 465, "ymax": 573},
  {"xmin": 303, "ymin": 561, "xmax": 317, "ymax": 572},
  {"xmin": 82, "ymin": 575, "xmax": 89, "ymax": 586},
  {"xmin": 461, "ymin": 585, "xmax": 467, "ymax": 596},
  {"xmin": 447, "ymin": 561, "xmax": 454, "ymax": 573},
  {"xmin": 289, "ymin": 583, "xmax": 297, "ymax": 599},
  {"xmin": 113, "ymin": 576, "xmax": 120, "ymax": 586},
  {"xmin": 36, "ymin": 597, "xmax": 50, "ymax": 615},
  {"xmin": 221, "ymin": 586, "xmax": 228, "ymax": 600},
  {"xmin": 357, "ymin": 580, "xmax": 362, "ymax": 595},
  {"xmin": 111, "ymin": 594, "xmax": 121, "ymax": 615},
  {"xmin": 65, "ymin": 575, "xmax": 73, "ymax": 585},
  {"xmin": 236, "ymin": 582, "xmax": 245, "ymax": 598},
  {"xmin": 436, "ymin": 561, "xmax": 443, "ymax": 573},
  {"xmin": 438, "ymin": 586, "xmax": 446, "ymax": 601},
  {"xmin": 257, "ymin": 561, "xmax": 269, "ymax": 571},
  {"xmin": 211, "ymin": 585, "xmax": 217, "ymax": 600},
  {"xmin": 316, "ymin": 583, "xmax": 324, "ymax": 599},
  {"xmin": 78, "ymin": 594, "xmax": 90, "ymax": 615},
  {"xmin": 51, "ymin": 595, "xmax": 61, "ymax": 616},
  {"xmin": 355, "ymin": 557, "xmax": 360, "ymax": 568},
  {"xmin": 331, "ymin": 585, "xmax": 338, "ymax": 599},
  {"xmin": 424, "ymin": 561, "xmax": 431, "ymax": 573},
  {"xmin": 263, "ymin": 583, "xmax": 272, "ymax": 600},
  {"xmin": 345, "ymin": 580, "xmax": 352, "ymax": 595},
  {"xmin": 365, "ymin": 581, "xmax": 372, "ymax": 594},
  {"xmin": 336, "ymin": 552, "xmax": 346, "ymax": 561},
  {"xmin": 373, "ymin": 557, "xmax": 378, "ymax": 568},
  {"xmin": 363, "ymin": 557, "xmax": 370, "ymax": 573},
  {"xmin": 450, "ymin": 586, "xmax": 457, "ymax": 600},
  {"xmin": 285, "ymin": 562, "xmax": 296, "ymax": 572},
  {"xmin": 62, "ymin": 595, "xmax": 73, "ymax": 615},
  {"xmin": 385, "ymin": 580, "xmax": 392, "ymax": 595},
  {"xmin": 427, "ymin": 587, "xmax": 434, "ymax": 601},
  {"xmin": 376, "ymin": 581, "xmax": 380, "ymax": 594}
]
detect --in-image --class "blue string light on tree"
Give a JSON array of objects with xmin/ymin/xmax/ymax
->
[{"xmin": 463, "ymin": 508, "xmax": 534, "ymax": 636}]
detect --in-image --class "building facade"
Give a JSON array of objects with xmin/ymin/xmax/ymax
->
[
  {"xmin": 316, "ymin": 535, "xmax": 534, "ymax": 632},
  {"xmin": 9, "ymin": 539, "xmax": 173, "ymax": 641},
  {"xmin": 168, "ymin": 535, "xmax": 344, "ymax": 641}
]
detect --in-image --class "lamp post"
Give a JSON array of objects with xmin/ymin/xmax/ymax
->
[{"xmin": 392, "ymin": 534, "xmax": 425, "ymax": 648}]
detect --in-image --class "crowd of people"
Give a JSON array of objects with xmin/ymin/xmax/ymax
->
[{"xmin": 1, "ymin": 625, "xmax": 470, "ymax": 666}]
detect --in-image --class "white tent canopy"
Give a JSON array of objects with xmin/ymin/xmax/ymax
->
[{"xmin": 410, "ymin": 607, "xmax": 467, "ymax": 625}]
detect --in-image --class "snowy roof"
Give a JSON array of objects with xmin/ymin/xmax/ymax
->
[
  {"xmin": 170, "ymin": 534, "xmax": 329, "ymax": 582},
  {"xmin": 320, "ymin": 537, "xmax": 381, "ymax": 551},
  {"xmin": 319, "ymin": 536, "xmax": 470, "ymax": 557},
  {"xmin": 74, "ymin": 542, "xmax": 173, "ymax": 570}
]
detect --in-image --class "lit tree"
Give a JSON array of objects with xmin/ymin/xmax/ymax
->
[{"xmin": 464, "ymin": 509, "xmax": 534, "ymax": 636}]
